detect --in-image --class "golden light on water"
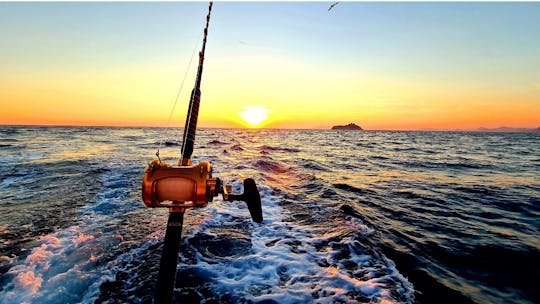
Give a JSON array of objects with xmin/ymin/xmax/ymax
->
[{"xmin": 239, "ymin": 106, "xmax": 269, "ymax": 128}]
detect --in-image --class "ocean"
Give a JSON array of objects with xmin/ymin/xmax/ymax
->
[{"xmin": 0, "ymin": 126, "xmax": 538, "ymax": 304}]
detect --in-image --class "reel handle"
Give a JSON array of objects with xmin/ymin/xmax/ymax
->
[{"xmin": 227, "ymin": 178, "xmax": 263, "ymax": 223}]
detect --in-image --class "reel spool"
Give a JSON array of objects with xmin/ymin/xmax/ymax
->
[{"xmin": 142, "ymin": 159, "xmax": 263, "ymax": 223}]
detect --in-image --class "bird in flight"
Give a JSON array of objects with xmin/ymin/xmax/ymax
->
[{"xmin": 328, "ymin": 2, "xmax": 339, "ymax": 11}]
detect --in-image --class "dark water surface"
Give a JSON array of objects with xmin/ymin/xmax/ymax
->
[{"xmin": 0, "ymin": 126, "xmax": 538, "ymax": 303}]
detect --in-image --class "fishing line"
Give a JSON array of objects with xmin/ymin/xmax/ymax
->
[{"xmin": 155, "ymin": 32, "xmax": 202, "ymax": 161}]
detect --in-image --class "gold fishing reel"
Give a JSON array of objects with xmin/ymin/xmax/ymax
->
[{"xmin": 142, "ymin": 160, "xmax": 263, "ymax": 222}]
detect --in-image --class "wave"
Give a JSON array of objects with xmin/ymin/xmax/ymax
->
[
  {"xmin": 171, "ymin": 184, "xmax": 414, "ymax": 303},
  {"xmin": 164, "ymin": 141, "xmax": 180, "ymax": 147},
  {"xmin": 258, "ymin": 145, "xmax": 301, "ymax": 153},
  {"xmin": 252, "ymin": 159, "xmax": 290, "ymax": 174},
  {"xmin": 1, "ymin": 127, "xmax": 538, "ymax": 304},
  {"xmin": 231, "ymin": 144, "xmax": 244, "ymax": 151},
  {"xmin": 208, "ymin": 139, "xmax": 227, "ymax": 145},
  {"xmin": 300, "ymin": 159, "xmax": 329, "ymax": 172},
  {"xmin": 333, "ymin": 183, "xmax": 378, "ymax": 196},
  {"xmin": 401, "ymin": 160, "xmax": 493, "ymax": 171}
]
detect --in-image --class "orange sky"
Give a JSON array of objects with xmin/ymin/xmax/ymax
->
[{"xmin": 1, "ymin": 3, "xmax": 539, "ymax": 130}]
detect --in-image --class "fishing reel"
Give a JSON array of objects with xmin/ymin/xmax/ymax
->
[{"xmin": 142, "ymin": 160, "xmax": 263, "ymax": 223}]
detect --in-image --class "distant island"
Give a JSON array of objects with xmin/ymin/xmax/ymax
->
[{"xmin": 331, "ymin": 123, "xmax": 363, "ymax": 130}]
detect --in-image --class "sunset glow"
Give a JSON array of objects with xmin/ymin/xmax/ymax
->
[
  {"xmin": 0, "ymin": 2, "xmax": 538, "ymax": 130},
  {"xmin": 239, "ymin": 106, "xmax": 269, "ymax": 128}
]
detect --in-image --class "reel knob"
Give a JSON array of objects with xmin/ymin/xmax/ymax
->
[{"xmin": 228, "ymin": 178, "xmax": 263, "ymax": 223}]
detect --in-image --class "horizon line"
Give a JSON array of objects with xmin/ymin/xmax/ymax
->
[{"xmin": 1, "ymin": 123, "xmax": 538, "ymax": 132}]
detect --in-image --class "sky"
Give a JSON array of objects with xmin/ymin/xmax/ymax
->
[{"xmin": 0, "ymin": 2, "xmax": 539, "ymax": 130}]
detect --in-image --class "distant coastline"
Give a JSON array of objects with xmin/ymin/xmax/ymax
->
[
  {"xmin": 472, "ymin": 127, "xmax": 539, "ymax": 133},
  {"xmin": 418, "ymin": 127, "xmax": 539, "ymax": 133}
]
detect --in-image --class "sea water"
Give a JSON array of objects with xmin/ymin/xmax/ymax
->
[{"xmin": 0, "ymin": 126, "xmax": 538, "ymax": 304}]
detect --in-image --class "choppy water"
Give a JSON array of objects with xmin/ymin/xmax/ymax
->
[{"xmin": 0, "ymin": 126, "xmax": 538, "ymax": 304}]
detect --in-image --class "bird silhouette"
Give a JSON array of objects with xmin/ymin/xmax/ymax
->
[{"xmin": 328, "ymin": 2, "xmax": 339, "ymax": 11}]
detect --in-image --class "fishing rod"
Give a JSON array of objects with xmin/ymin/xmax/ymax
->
[{"xmin": 141, "ymin": 2, "xmax": 263, "ymax": 303}]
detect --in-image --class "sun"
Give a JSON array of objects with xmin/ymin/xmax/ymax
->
[{"xmin": 239, "ymin": 106, "xmax": 269, "ymax": 127}]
